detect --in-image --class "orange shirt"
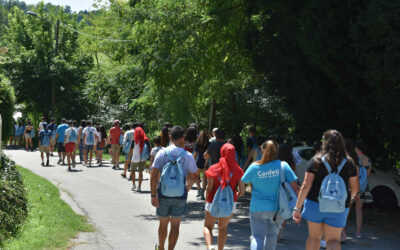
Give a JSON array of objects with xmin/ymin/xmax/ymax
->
[{"xmin": 109, "ymin": 126, "xmax": 122, "ymax": 145}]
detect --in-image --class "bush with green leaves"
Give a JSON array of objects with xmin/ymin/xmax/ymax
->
[
  {"xmin": 0, "ymin": 75, "xmax": 15, "ymax": 141},
  {"xmin": 0, "ymin": 154, "xmax": 28, "ymax": 245}
]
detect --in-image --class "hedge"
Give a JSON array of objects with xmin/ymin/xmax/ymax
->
[{"xmin": 0, "ymin": 153, "xmax": 28, "ymax": 245}]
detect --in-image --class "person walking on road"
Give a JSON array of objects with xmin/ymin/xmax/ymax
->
[
  {"xmin": 96, "ymin": 125, "xmax": 107, "ymax": 167},
  {"xmin": 109, "ymin": 120, "xmax": 123, "ymax": 169},
  {"xmin": 149, "ymin": 136, "xmax": 162, "ymax": 169},
  {"xmin": 193, "ymin": 129, "xmax": 210, "ymax": 199},
  {"xmin": 121, "ymin": 123, "xmax": 136, "ymax": 178},
  {"xmin": 64, "ymin": 120, "xmax": 79, "ymax": 171},
  {"xmin": 83, "ymin": 120, "xmax": 98, "ymax": 167},
  {"xmin": 77, "ymin": 120, "xmax": 86, "ymax": 163},
  {"xmin": 47, "ymin": 118, "xmax": 57, "ymax": 156},
  {"xmin": 203, "ymin": 143, "xmax": 245, "ymax": 250},
  {"xmin": 293, "ymin": 130, "xmax": 359, "ymax": 250},
  {"xmin": 55, "ymin": 118, "xmax": 68, "ymax": 165},
  {"xmin": 24, "ymin": 120, "xmax": 34, "ymax": 151},
  {"xmin": 150, "ymin": 126, "xmax": 197, "ymax": 250},
  {"xmin": 354, "ymin": 141, "xmax": 372, "ymax": 239},
  {"xmin": 129, "ymin": 126, "xmax": 150, "ymax": 192},
  {"xmin": 242, "ymin": 140, "xmax": 299, "ymax": 250},
  {"xmin": 38, "ymin": 122, "xmax": 52, "ymax": 166}
]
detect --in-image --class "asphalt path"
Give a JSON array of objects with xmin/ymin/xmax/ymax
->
[{"xmin": 5, "ymin": 148, "xmax": 399, "ymax": 250}]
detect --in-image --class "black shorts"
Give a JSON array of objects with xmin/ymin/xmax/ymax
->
[{"xmin": 57, "ymin": 142, "xmax": 65, "ymax": 152}]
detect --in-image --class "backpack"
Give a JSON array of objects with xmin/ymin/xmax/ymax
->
[
  {"xmin": 87, "ymin": 128, "xmax": 95, "ymax": 144},
  {"xmin": 319, "ymin": 156, "xmax": 348, "ymax": 213},
  {"xmin": 160, "ymin": 149, "xmax": 187, "ymax": 197},
  {"xmin": 31, "ymin": 129, "xmax": 36, "ymax": 138},
  {"xmin": 255, "ymin": 147, "xmax": 262, "ymax": 161},
  {"xmin": 358, "ymin": 160, "xmax": 368, "ymax": 192},
  {"xmin": 119, "ymin": 129, "xmax": 123, "ymax": 145},
  {"xmin": 69, "ymin": 128, "xmax": 77, "ymax": 142},
  {"xmin": 140, "ymin": 142, "xmax": 150, "ymax": 160},
  {"xmin": 210, "ymin": 173, "xmax": 234, "ymax": 218},
  {"xmin": 275, "ymin": 162, "xmax": 298, "ymax": 221},
  {"xmin": 122, "ymin": 136, "xmax": 132, "ymax": 154}
]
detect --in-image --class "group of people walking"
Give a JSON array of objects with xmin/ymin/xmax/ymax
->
[{"xmin": 7, "ymin": 116, "xmax": 372, "ymax": 250}]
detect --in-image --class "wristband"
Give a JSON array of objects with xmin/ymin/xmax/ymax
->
[
  {"xmin": 151, "ymin": 194, "xmax": 156, "ymax": 198},
  {"xmin": 293, "ymin": 207, "xmax": 302, "ymax": 213}
]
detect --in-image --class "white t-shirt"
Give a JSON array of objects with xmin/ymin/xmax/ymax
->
[
  {"xmin": 131, "ymin": 142, "xmax": 143, "ymax": 163},
  {"xmin": 83, "ymin": 126, "xmax": 97, "ymax": 145},
  {"xmin": 65, "ymin": 127, "xmax": 78, "ymax": 143},
  {"xmin": 123, "ymin": 130, "xmax": 135, "ymax": 145},
  {"xmin": 39, "ymin": 121, "xmax": 45, "ymax": 131},
  {"xmin": 96, "ymin": 131, "xmax": 102, "ymax": 143}
]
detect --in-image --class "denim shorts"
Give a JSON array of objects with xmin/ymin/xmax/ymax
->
[
  {"xmin": 84, "ymin": 144, "xmax": 94, "ymax": 151},
  {"xmin": 302, "ymin": 199, "xmax": 349, "ymax": 228},
  {"xmin": 157, "ymin": 197, "xmax": 187, "ymax": 218}
]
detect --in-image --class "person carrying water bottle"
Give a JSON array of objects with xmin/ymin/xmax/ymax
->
[
  {"xmin": 150, "ymin": 126, "xmax": 197, "ymax": 250},
  {"xmin": 293, "ymin": 130, "xmax": 359, "ymax": 250},
  {"xmin": 203, "ymin": 143, "xmax": 245, "ymax": 250},
  {"xmin": 241, "ymin": 140, "xmax": 299, "ymax": 250}
]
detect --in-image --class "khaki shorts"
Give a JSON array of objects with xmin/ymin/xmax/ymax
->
[
  {"xmin": 131, "ymin": 161, "xmax": 146, "ymax": 172},
  {"xmin": 111, "ymin": 144, "xmax": 121, "ymax": 155},
  {"xmin": 50, "ymin": 138, "xmax": 56, "ymax": 146},
  {"xmin": 40, "ymin": 145, "xmax": 50, "ymax": 154}
]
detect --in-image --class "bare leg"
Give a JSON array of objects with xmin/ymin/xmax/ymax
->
[
  {"xmin": 217, "ymin": 215, "xmax": 232, "ymax": 250},
  {"xmin": 324, "ymin": 223, "xmax": 342, "ymax": 250},
  {"xmin": 158, "ymin": 217, "xmax": 170, "ymax": 250},
  {"xmin": 306, "ymin": 221, "xmax": 323, "ymax": 250},
  {"xmin": 355, "ymin": 200, "xmax": 364, "ymax": 235},
  {"xmin": 89, "ymin": 150, "xmax": 93, "ymax": 166},
  {"xmin": 84, "ymin": 149, "xmax": 88, "ymax": 165},
  {"xmin": 168, "ymin": 217, "xmax": 181, "ymax": 250},
  {"xmin": 138, "ymin": 171, "xmax": 143, "ymax": 189},
  {"xmin": 204, "ymin": 211, "xmax": 216, "ymax": 248}
]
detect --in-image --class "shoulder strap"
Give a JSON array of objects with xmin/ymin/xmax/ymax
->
[
  {"xmin": 321, "ymin": 156, "xmax": 332, "ymax": 173},
  {"xmin": 280, "ymin": 161, "xmax": 285, "ymax": 183},
  {"xmin": 337, "ymin": 158, "xmax": 347, "ymax": 174}
]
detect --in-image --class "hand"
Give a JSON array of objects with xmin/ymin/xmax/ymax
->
[
  {"xmin": 151, "ymin": 197, "xmax": 159, "ymax": 208},
  {"xmin": 293, "ymin": 210, "xmax": 302, "ymax": 225}
]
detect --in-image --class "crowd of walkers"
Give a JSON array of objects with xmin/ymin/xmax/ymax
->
[{"xmin": 6, "ymin": 117, "xmax": 372, "ymax": 250}]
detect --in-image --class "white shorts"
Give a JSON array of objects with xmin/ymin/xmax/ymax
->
[{"xmin": 205, "ymin": 202, "xmax": 237, "ymax": 214}]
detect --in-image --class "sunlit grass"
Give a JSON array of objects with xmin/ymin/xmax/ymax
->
[{"xmin": 3, "ymin": 166, "xmax": 94, "ymax": 249}]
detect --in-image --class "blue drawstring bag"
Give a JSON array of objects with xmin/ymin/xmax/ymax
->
[{"xmin": 210, "ymin": 173, "xmax": 234, "ymax": 218}]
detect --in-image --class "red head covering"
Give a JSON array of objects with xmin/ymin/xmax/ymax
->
[
  {"xmin": 206, "ymin": 143, "xmax": 243, "ymax": 189},
  {"xmin": 134, "ymin": 127, "xmax": 149, "ymax": 154}
]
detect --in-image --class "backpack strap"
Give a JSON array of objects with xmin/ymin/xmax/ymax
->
[
  {"xmin": 164, "ymin": 149, "xmax": 187, "ymax": 163},
  {"xmin": 280, "ymin": 161, "xmax": 286, "ymax": 184},
  {"xmin": 218, "ymin": 172, "xmax": 233, "ymax": 184},
  {"xmin": 322, "ymin": 156, "xmax": 347, "ymax": 173}
]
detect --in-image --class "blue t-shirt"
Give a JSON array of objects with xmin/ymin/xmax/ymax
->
[
  {"xmin": 39, "ymin": 129, "xmax": 52, "ymax": 146},
  {"xmin": 56, "ymin": 124, "xmax": 68, "ymax": 143},
  {"xmin": 241, "ymin": 160, "xmax": 297, "ymax": 212}
]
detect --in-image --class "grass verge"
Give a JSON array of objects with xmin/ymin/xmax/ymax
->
[{"xmin": 3, "ymin": 166, "xmax": 94, "ymax": 249}]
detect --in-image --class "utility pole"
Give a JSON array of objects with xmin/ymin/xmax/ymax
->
[{"xmin": 52, "ymin": 19, "xmax": 60, "ymax": 118}]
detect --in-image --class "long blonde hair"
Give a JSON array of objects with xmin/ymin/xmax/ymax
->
[{"xmin": 256, "ymin": 140, "xmax": 278, "ymax": 165}]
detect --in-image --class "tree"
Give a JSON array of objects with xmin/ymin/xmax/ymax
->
[
  {"xmin": 0, "ymin": 2, "xmax": 94, "ymax": 120},
  {"xmin": 245, "ymin": 0, "xmax": 400, "ymax": 167},
  {"xmin": 0, "ymin": 74, "xmax": 15, "ymax": 141}
]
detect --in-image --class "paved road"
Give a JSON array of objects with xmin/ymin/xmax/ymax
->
[{"xmin": 5, "ymin": 149, "xmax": 400, "ymax": 250}]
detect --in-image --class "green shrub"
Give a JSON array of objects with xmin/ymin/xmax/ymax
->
[
  {"xmin": 0, "ymin": 75, "xmax": 16, "ymax": 141},
  {"xmin": 0, "ymin": 153, "xmax": 28, "ymax": 245}
]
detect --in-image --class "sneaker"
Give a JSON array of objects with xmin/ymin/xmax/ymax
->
[
  {"xmin": 207, "ymin": 246, "xmax": 216, "ymax": 250},
  {"xmin": 356, "ymin": 234, "xmax": 362, "ymax": 239},
  {"xmin": 137, "ymin": 187, "xmax": 141, "ymax": 192},
  {"xmin": 67, "ymin": 167, "xmax": 72, "ymax": 171},
  {"xmin": 57, "ymin": 158, "xmax": 62, "ymax": 164},
  {"xmin": 201, "ymin": 193, "xmax": 205, "ymax": 200},
  {"xmin": 320, "ymin": 240, "xmax": 327, "ymax": 249},
  {"xmin": 62, "ymin": 161, "xmax": 66, "ymax": 165},
  {"xmin": 72, "ymin": 162, "xmax": 76, "ymax": 168},
  {"xmin": 112, "ymin": 165, "xmax": 116, "ymax": 170},
  {"xmin": 154, "ymin": 244, "xmax": 159, "ymax": 250},
  {"xmin": 131, "ymin": 184, "xmax": 136, "ymax": 191},
  {"xmin": 41, "ymin": 162, "xmax": 44, "ymax": 166},
  {"xmin": 46, "ymin": 160, "xmax": 49, "ymax": 166}
]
